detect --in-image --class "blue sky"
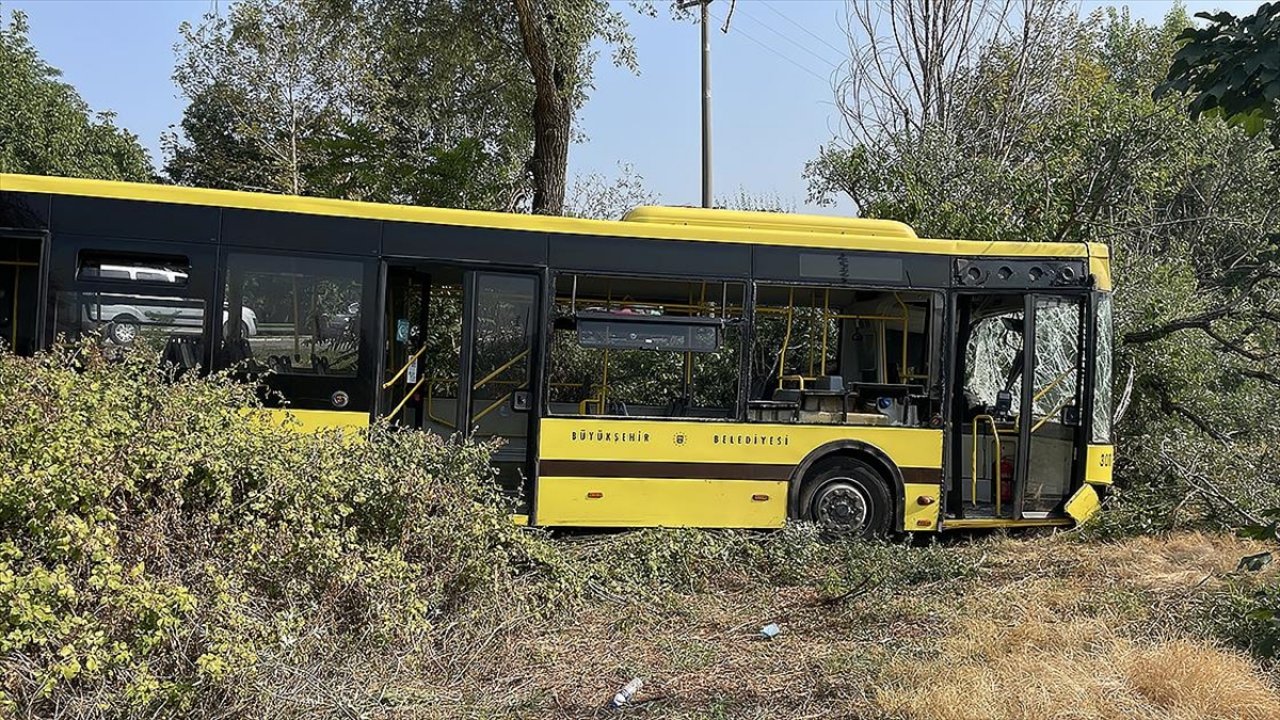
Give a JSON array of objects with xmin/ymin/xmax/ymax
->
[{"xmin": 6, "ymin": 0, "xmax": 1266, "ymax": 215}]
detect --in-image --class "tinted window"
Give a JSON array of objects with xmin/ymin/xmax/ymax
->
[
  {"xmin": 221, "ymin": 253, "xmax": 363, "ymax": 376},
  {"xmin": 54, "ymin": 291, "xmax": 206, "ymax": 369},
  {"xmin": 78, "ymin": 252, "xmax": 189, "ymax": 285}
]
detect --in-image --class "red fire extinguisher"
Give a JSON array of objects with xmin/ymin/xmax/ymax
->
[{"xmin": 999, "ymin": 456, "xmax": 1015, "ymax": 506}]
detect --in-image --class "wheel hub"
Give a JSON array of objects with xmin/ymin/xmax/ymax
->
[{"xmin": 816, "ymin": 480, "xmax": 869, "ymax": 531}]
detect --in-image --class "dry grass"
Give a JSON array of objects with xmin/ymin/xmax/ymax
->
[
  {"xmin": 875, "ymin": 607, "xmax": 1280, "ymax": 720},
  {"xmin": 1124, "ymin": 641, "xmax": 1280, "ymax": 720},
  {"xmin": 234, "ymin": 532, "xmax": 1280, "ymax": 720},
  {"xmin": 865, "ymin": 531, "xmax": 1280, "ymax": 720}
]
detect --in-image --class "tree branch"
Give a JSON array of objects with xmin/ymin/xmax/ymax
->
[
  {"xmin": 1156, "ymin": 386, "xmax": 1233, "ymax": 444},
  {"xmin": 1122, "ymin": 307, "xmax": 1237, "ymax": 344}
]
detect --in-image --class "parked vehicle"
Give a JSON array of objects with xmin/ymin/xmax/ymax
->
[{"xmin": 82, "ymin": 265, "xmax": 258, "ymax": 345}]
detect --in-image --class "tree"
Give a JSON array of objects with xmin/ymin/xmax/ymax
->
[
  {"xmin": 167, "ymin": 0, "xmax": 535, "ymax": 209},
  {"xmin": 1159, "ymin": 2, "xmax": 1280, "ymax": 136},
  {"xmin": 167, "ymin": 0, "xmax": 372, "ymax": 196},
  {"xmin": 808, "ymin": 2, "xmax": 1280, "ymax": 525},
  {"xmin": 167, "ymin": 0, "xmax": 633, "ymax": 214},
  {"xmin": 566, "ymin": 162, "xmax": 659, "ymax": 219},
  {"xmin": 314, "ymin": 0, "xmax": 539, "ymax": 210},
  {"xmin": 512, "ymin": 0, "xmax": 635, "ymax": 215},
  {"xmin": 832, "ymin": 0, "xmax": 1061, "ymax": 151},
  {"xmin": 0, "ymin": 9, "xmax": 152, "ymax": 180}
]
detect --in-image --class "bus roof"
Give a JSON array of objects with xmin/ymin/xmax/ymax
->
[
  {"xmin": 0, "ymin": 173, "xmax": 1108, "ymax": 265},
  {"xmin": 623, "ymin": 206, "xmax": 919, "ymax": 240}
]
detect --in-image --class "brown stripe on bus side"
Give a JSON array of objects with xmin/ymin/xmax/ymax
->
[
  {"xmin": 538, "ymin": 460, "xmax": 793, "ymax": 481},
  {"xmin": 901, "ymin": 467, "xmax": 943, "ymax": 484},
  {"xmin": 539, "ymin": 460, "xmax": 944, "ymax": 484}
]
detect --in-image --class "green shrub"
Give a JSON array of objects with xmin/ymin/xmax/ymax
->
[
  {"xmin": 575, "ymin": 523, "xmax": 979, "ymax": 602},
  {"xmin": 1196, "ymin": 576, "xmax": 1280, "ymax": 660},
  {"xmin": 0, "ymin": 341, "xmax": 557, "ymax": 716},
  {"xmin": 0, "ymin": 341, "xmax": 992, "ymax": 718}
]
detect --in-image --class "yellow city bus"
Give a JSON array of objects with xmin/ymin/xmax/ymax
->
[{"xmin": 0, "ymin": 173, "xmax": 1113, "ymax": 535}]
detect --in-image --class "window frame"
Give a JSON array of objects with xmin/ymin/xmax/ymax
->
[
  {"xmin": 215, "ymin": 246, "xmax": 378, "ymax": 413},
  {"xmin": 49, "ymin": 235, "xmax": 217, "ymax": 368},
  {"xmin": 543, "ymin": 270, "xmax": 748, "ymax": 422}
]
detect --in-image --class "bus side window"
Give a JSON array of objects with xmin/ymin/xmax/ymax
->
[
  {"xmin": 546, "ymin": 274, "xmax": 743, "ymax": 419},
  {"xmin": 56, "ymin": 250, "xmax": 206, "ymax": 369},
  {"xmin": 221, "ymin": 253, "xmax": 363, "ymax": 376},
  {"xmin": 749, "ymin": 286, "xmax": 934, "ymax": 426}
]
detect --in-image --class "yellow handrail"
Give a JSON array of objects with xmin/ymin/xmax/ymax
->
[
  {"xmin": 473, "ymin": 349, "xmax": 529, "ymax": 391},
  {"xmin": 473, "ymin": 390, "xmax": 517, "ymax": 424},
  {"xmin": 1033, "ymin": 367, "xmax": 1076, "ymax": 404},
  {"xmin": 1031, "ymin": 397, "xmax": 1073, "ymax": 434},
  {"xmin": 777, "ymin": 287, "xmax": 795, "ymax": 387},
  {"xmin": 426, "ymin": 379, "xmax": 456, "ymax": 429},
  {"xmin": 807, "ymin": 289, "xmax": 817, "ymax": 377},
  {"xmin": 820, "ymin": 289, "xmax": 830, "ymax": 376},
  {"xmin": 578, "ymin": 393, "xmax": 602, "ymax": 415},
  {"xmin": 893, "ymin": 293, "xmax": 910, "ymax": 380},
  {"xmin": 779, "ymin": 374, "xmax": 807, "ymax": 390},
  {"xmin": 381, "ymin": 344, "xmax": 428, "ymax": 389},
  {"xmin": 971, "ymin": 414, "xmax": 1003, "ymax": 515},
  {"xmin": 756, "ymin": 307, "xmax": 906, "ymax": 321},
  {"xmin": 385, "ymin": 376, "xmax": 427, "ymax": 420}
]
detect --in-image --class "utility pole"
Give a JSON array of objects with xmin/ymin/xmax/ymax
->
[{"xmin": 679, "ymin": 0, "xmax": 714, "ymax": 208}]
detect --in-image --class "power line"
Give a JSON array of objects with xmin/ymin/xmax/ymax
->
[
  {"xmin": 734, "ymin": 5, "xmax": 842, "ymax": 71},
  {"xmin": 708, "ymin": 7, "xmax": 832, "ymax": 83},
  {"xmin": 758, "ymin": 0, "xmax": 848, "ymax": 59}
]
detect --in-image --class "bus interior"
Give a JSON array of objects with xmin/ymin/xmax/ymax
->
[{"xmin": 544, "ymin": 275, "xmax": 940, "ymax": 429}]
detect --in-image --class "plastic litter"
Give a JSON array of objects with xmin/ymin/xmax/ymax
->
[
  {"xmin": 611, "ymin": 677, "xmax": 643, "ymax": 708},
  {"xmin": 759, "ymin": 622, "xmax": 781, "ymax": 640}
]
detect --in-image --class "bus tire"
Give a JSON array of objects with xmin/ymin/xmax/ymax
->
[{"xmin": 798, "ymin": 457, "xmax": 892, "ymax": 538}]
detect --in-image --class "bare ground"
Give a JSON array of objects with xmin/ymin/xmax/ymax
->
[{"xmin": 269, "ymin": 532, "xmax": 1280, "ymax": 720}]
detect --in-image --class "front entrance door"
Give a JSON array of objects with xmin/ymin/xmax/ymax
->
[
  {"xmin": 1018, "ymin": 295, "xmax": 1086, "ymax": 517},
  {"xmin": 953, "ymin": 293, "xmax": 1086, "ymax": 521}
]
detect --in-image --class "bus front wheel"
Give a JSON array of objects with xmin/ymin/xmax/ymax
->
[{"xmin": 798, "ymin": 457, "xmax": 891, "ymax": 538}]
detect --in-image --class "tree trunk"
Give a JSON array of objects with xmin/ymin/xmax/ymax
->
[{"xmin": 513, "ymin": 0, "xmax": 570, "ymax": 215}]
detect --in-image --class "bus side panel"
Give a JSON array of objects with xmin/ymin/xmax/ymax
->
[
  {"xmin": 258, "ymin": 408, "xmax": 371, "ymax": 432},
  {"xmin": 1085, "ymin": 444, "xmax": 1113, "ymax": 485},
  {"xmin": 902, "ymin": 482, "xmax": 941, "ymax": 531},
  {"xmin": 536, "ymin": 477, "xmax": 789, "ymax": 528},
  {"xmin": 534, "ymin": 418, "xmax": 943, "ymax": 528}
]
